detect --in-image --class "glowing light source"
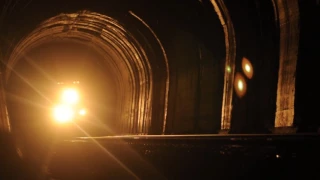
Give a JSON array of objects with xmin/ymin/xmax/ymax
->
[
  {"xmin": 234, "ymin": 72, "xmax": 247, "ymax": 98},
  {"xmin": 79, "ymin": 109, "xmax": 86, "ymax": 116},
  {"xmin": 226, "ymin": 65, "xmax": 231, "ymax": 73},
  {"xmin": 52, "ymin": 86, "xmax": 85, "ymax": 124},
  {"xmin": 241, "ymin": 57, "xmax": 253, "ymax": 79},
  {"xmin": 245, "ymin": 64, "xmax": 251, "ymax": 72},
  {"xmin": 53, "ymin": 104, "xmax": 74, "ymax": 123},
  {"xmin": 238, "ymin": 80, "xmax": 244, "ymax": 91},
  {"xmin": 61, "ymin": 88, "xmax": 79, "ymax": 104}
]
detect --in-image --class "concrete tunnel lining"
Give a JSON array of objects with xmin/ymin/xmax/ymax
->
[{"xmin": 5, "ymin": 11, "xmax": 169, "ymax": 135}]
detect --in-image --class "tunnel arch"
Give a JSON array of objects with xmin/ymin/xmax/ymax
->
[
  {"xmin": 210, "ymin": 0, "xmax": 236, "ymax": 131},
  {"xmin": 5, "ymin": 11, "xmax": 169, "ymax": 135}
]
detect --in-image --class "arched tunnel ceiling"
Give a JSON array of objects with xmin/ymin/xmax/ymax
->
[
  {"xmin": 4, "ymin": 10, "xmax": 169, "ymax": 135},
  {"xmin": 0, "ymin": 0, "xmax": 316, "ymax": 135},
  {"xmin": 1, "ymin": 0, "xmax": 228, "ymax": 135}
]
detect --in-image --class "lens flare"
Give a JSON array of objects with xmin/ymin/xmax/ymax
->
[
  {"xmin": 238, "ymin": 80, "xmax": 244, "ymax": 91},
  {"xmin": 79, "ymin": 109, "xmax": 86, "ymax": 116},
  {"xmin": 241, "ymin": 57, "xmax": 253, "ymax": 79},
  {"xmin": 234, "ymin": 72, "xmax": 247, "ymax": 98},
  {"xmin": 245, "ymin": 64, "xmax": 251, "ymax": 72},
  {"xmin": 61, "ymin": 88, "xmax": 79, "ymax": 104},
  {"xmin": 53, "ymin": 104, "xmax": 74, "ymax": 123},
  {"xmin": 226, "ymin": 65, "xmax": 231, "ymax": 73}
]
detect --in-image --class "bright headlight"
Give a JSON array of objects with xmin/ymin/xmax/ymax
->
[
  {"xmin": 53, "ymin": 104, "xmax": 74, "ymax": 123},
  {"xmin": 61, "ymin": 88, "xmax": 79, "ymax": 105},
  {"xmin": 79, "ymin": 108, "xmax": 86, "ymax": 116}
]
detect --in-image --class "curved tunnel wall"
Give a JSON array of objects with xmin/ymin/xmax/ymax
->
[
  {"xmin": 5, "ymin": 11, "xmax": 169, "ymax": 135},
  {"xmin": 211, "ymin": 0, "xmax": 236, "ymax": 131},
  {"xmin": 1, "ymin": 0, "xmax": 311, "ymax": 135}
]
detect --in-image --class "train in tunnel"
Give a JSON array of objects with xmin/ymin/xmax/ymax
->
[
  {"xmin": 0, "ymin": 0, "xmax": 319, "ymax": 179},
  {"xmin": 0, "ymin": 0, "xmax": 317, "ymax": 136},
  {"xmin": 0, "ymin": 0, "xmax": 318, "ymax": 148}
]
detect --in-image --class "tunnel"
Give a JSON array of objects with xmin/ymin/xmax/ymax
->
[
  {"xmin": 0, "ymin": 3, "xmax": 228, "ymax": 177},
  {"xmin": 1, "ymin": 0, "xmax": 229, "ymax": 139},
  {"xmin": 0, "ymin": 0, "xmax": 315, "ymax": 152},
  {"xmin": 5, "ymin": 11, "xmax": 169, "ymax": 138},
  {"xmin": 1, "ymin": 0, "xmax": 315, "ymax": 139},
  {"xmin": 0, "ymin": 0, "xmax": 319, "ymax": 179}
]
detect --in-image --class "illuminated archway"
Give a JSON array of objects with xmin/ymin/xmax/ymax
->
[
  {"xmin": 5, "ymin": 11, "xmax": 169, "ymax": 135},
  {"xmin": 211, "ymin": 0, "xmax": 236, "ymax": 131}
]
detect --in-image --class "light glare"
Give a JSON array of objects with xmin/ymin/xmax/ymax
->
[
  {"xmin": 79, "ymin": 109, "xmax": 86, "ymax": 116},
  {"xmin": 238, "ymin": 80, "xmax": 244, "ymax": 91},
  {"xmin": 241, "ymin": 57, "xmax": 253, "ymax": 79},
  {"xmin": 245, "ymin": 64, "xmax": 251, "ymax": 72},
  {"xmin": 53, "ymin": 105, "xmax": 74, "ymax": 123},
  {"xmin": 62, "ymin": 88, "xmax": 79, "ymax": 104},
  {"xmin": 234, "ymin": 72, "xmax": 247, "ymax": 98},
  {"xmin": 226, "ymin": 66, "xmax": 231, "ymax": 73}
]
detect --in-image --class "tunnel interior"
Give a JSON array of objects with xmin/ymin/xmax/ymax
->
[
  {"xmin": 7, "ymin": 40, "xmax": 120, "ymax": 137},
  {"xmin": 2, "ymin": 0, "xmax": 227, "ymax": 137},
  {"xmin": 226, "ymin": 0, "xmax": 279, "ymax": 133},
  {"xmin": 295, "ymin": 0, "xmax": 320, "ymax": 131},
  {"xmin": 5, "ymin": 11, "xmax": 168, "ymax": 138},
  {"xmin": 3, "ymin": 0, "xmax": 311, "ymax": 137},
  {"xmin": 0, "ymin": 3, "xmax": 228, "ymax": 171},
  {"xmin": 0, "ymin": 1, "xmax": 319, "ymax": 179}
]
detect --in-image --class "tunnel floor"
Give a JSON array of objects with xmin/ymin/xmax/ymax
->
[{"xmin": 27, "ymin": 134, "xmax": 320, "ymax": 179}]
